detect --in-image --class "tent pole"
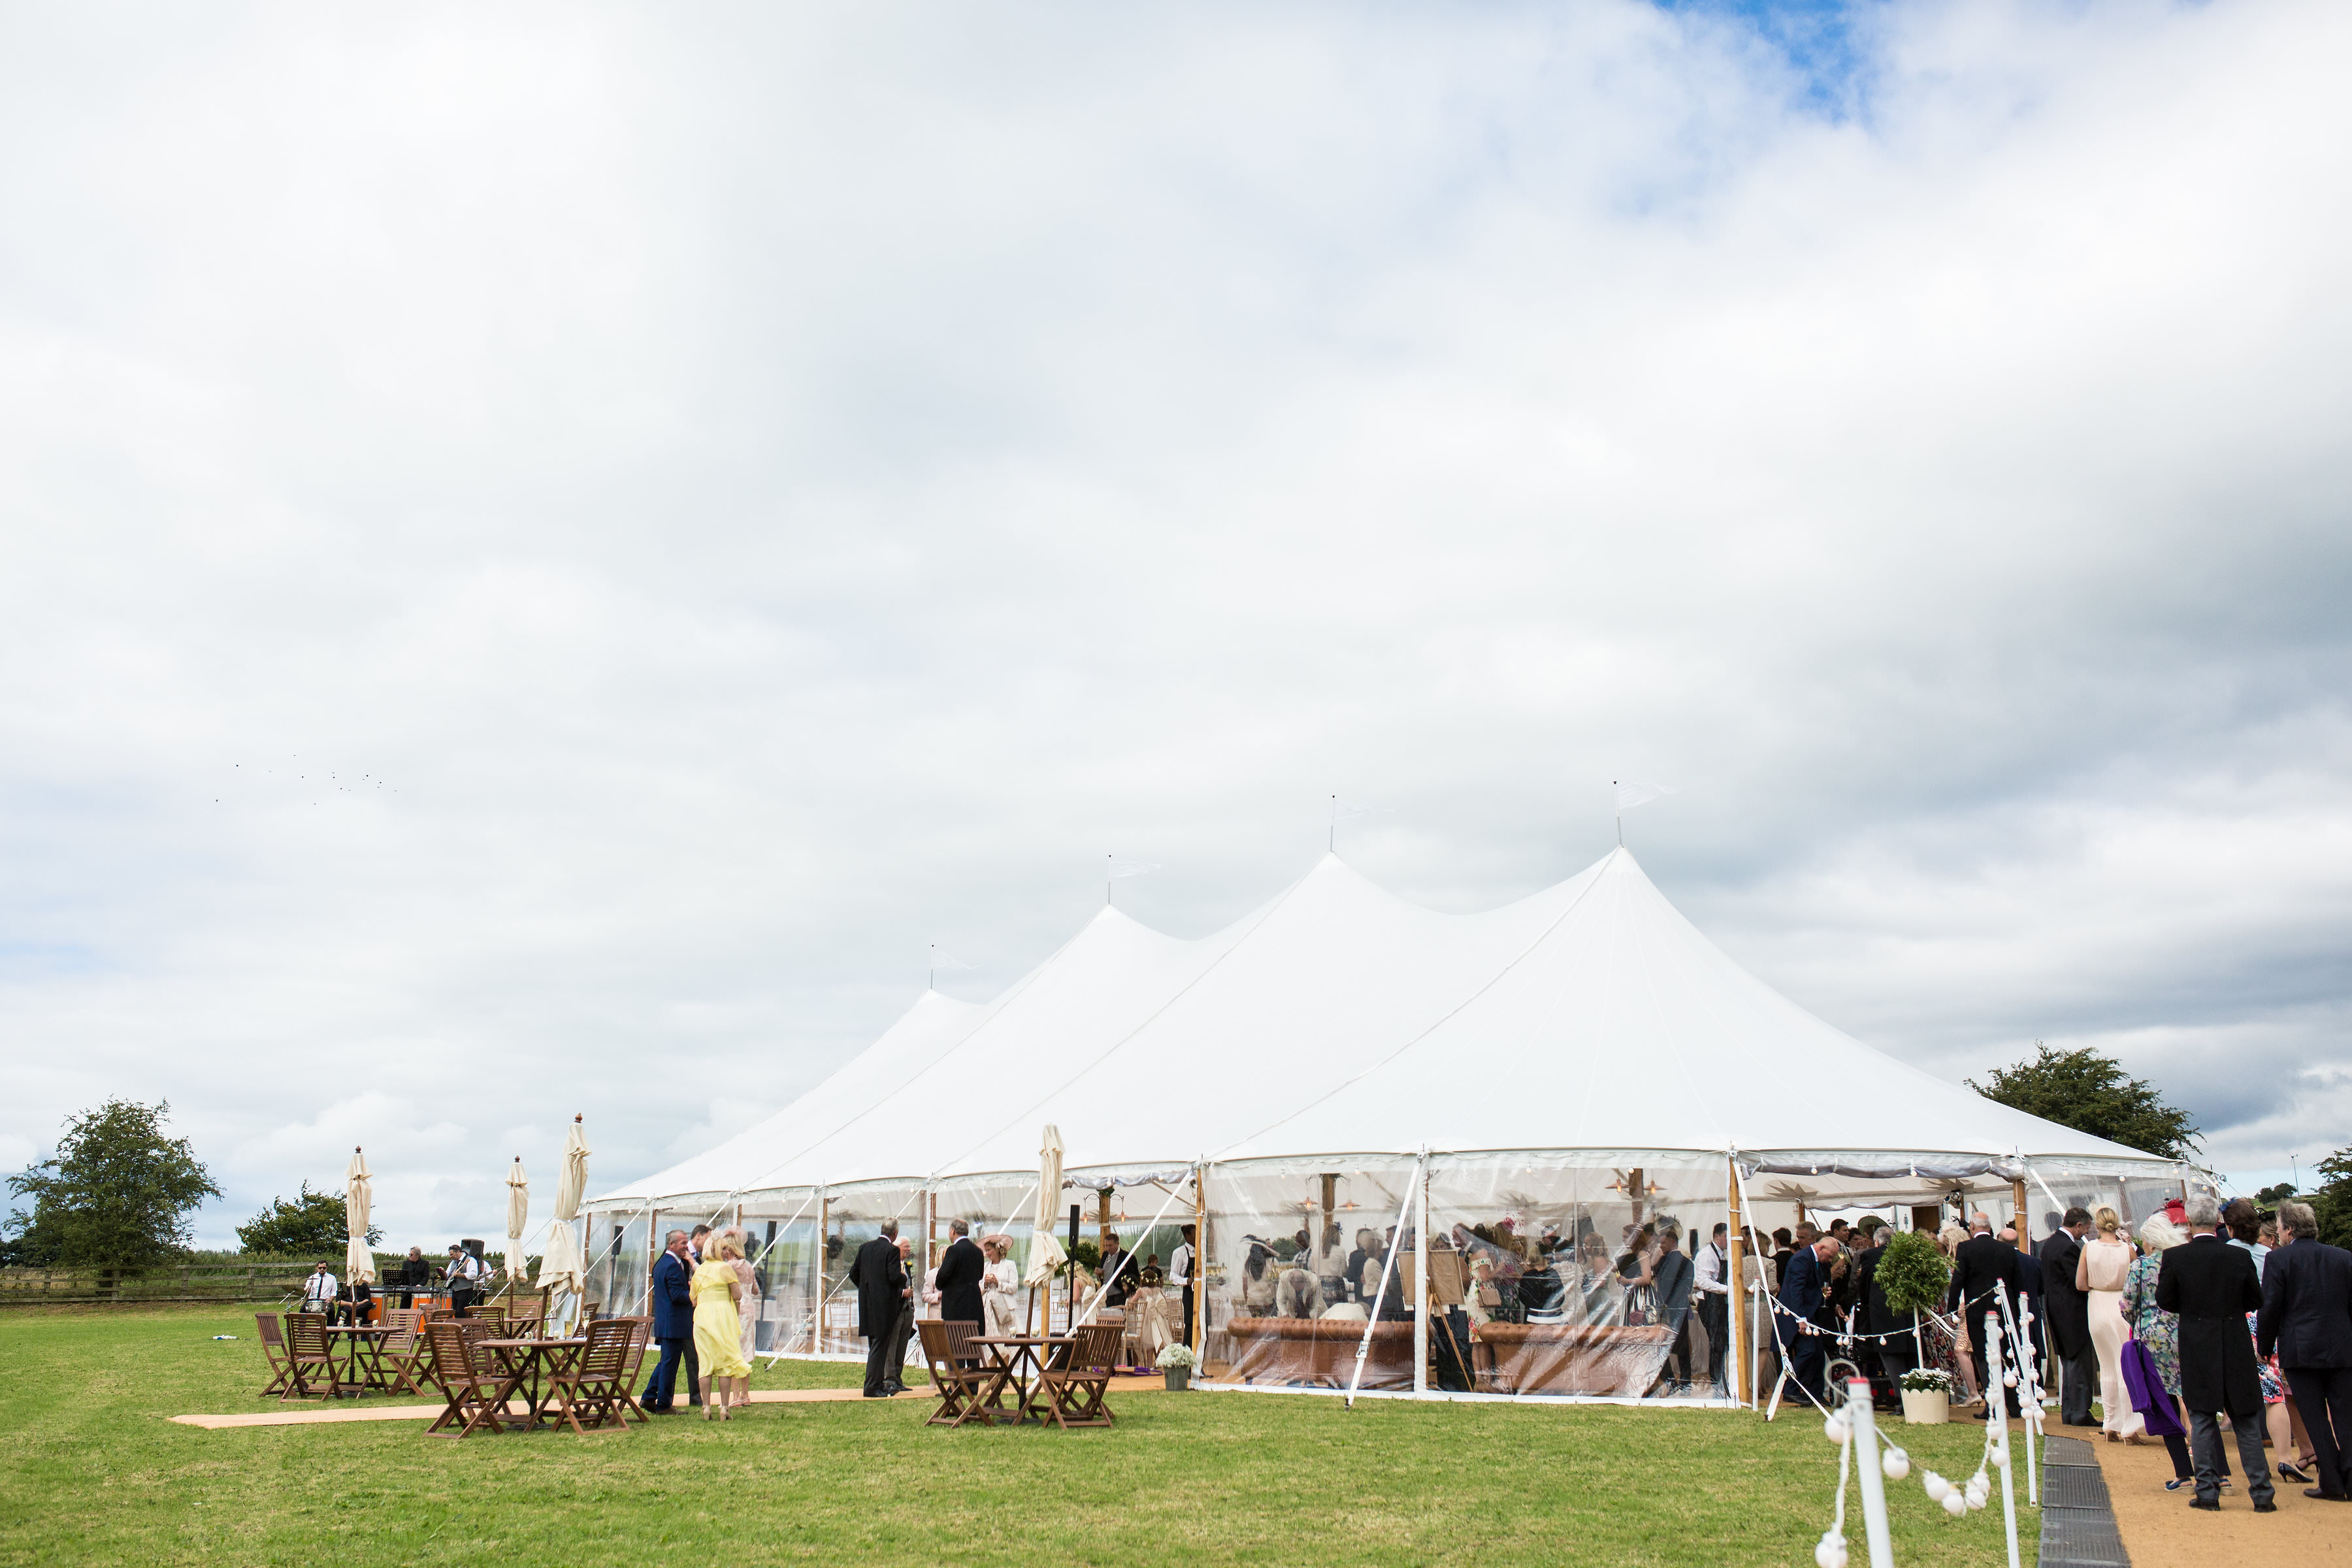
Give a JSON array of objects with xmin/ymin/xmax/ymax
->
[
  {"xmin": 1413, "ymin": 1151, "xmax": 1429, "ymax": 1399},
  {"xmin": 1725, "ymin": 1154, "xmax": 1747, "ymax": 1407},
  {"xmin": 1193, "ymin": 1166, "xmax": 1207, "ymax": 1358},
  {"xmin": 2010, "ymin": 1178, "xmax": 2031, "ymax": 1256},
  {"xmin": 816, "ymin": 1190, "xmax": 828, "ymax": 1354}
]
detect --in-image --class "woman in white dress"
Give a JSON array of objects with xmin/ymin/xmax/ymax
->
[
  {"xmin": 979, "ymin": 1235, "xmax": 1021, "ymax": 1344},
  {"xmin": 2076, "ymin": 1206, "xmax": 2138, "ymax": 1439}
]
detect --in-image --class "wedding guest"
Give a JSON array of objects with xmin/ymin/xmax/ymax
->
[
  {"xmin": 1100, "ymin": 1233, "xmax": 1135, "ymax": 1309},
  {"xmin": 2224, "ymin": 1198, "xmax": 2306, "ymax": 1480},
  {"xmin": 719, "ymin": 1227, "xmax": 760, "ymax": 1366},
  {"xmin": 2040, "ymin": 1208, "xmax": 2095, "ymax": 1428},
  {"xmin": 889, "ymin": 1236, "xmax": 919, "ymax": 1386},
  {"xmin": 2077, "ymin": 1207, "xmax": 2136, "ymax": 1438},
  {"xmin": 935, "ymin": 1219, "xmax": 985, "ymax": 1326},
  {"xmin": 1859, "ymin": 1226, "xmax": 1915, "ymax": 1395},
  {"xmin": 642, "ymin": 1230, "xmax": 693, "ymax": 1413},
  {"xmin": 683, "ymin": 1224, "xmax": 713, "ymax": 1401},
  {"xmin": 979, "ymin": 1235, "xmax": 1021, "ymax": 1341},
  {"xmin": 692, "ymin": 1236, "xmax": 753, "ymax": 1420},
  {"xmin": 445, "ymin": 1243, "xmax": 485, "ymax": 1318},
  {"xmin": 2159, "ymin": 1196, "xmax": 2273, "ymax": 1511},
  {"xmin": 2121, "ymin": 1217, "xmax": 2202, "ymax": 1491},
  {"xmin": 2259, "ymin": 1200, "xmax": 2352, "ymax": 1501},
  {"xmin": 1946, "ymin": 1213, "xmax": 2026, "ymax": 1419},
  {"xmin": 848, "ymin": 1221, "xmax": 907, "ymax": 1398}
]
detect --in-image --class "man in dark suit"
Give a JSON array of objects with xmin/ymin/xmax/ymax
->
[
  {"xmin": 640, "ymin": 1230, "xmax": 693, "ymax": 1413},
  {"xmin": 935, "ymin": 1218, "xmax": 986, "ymax": 1326},
  {"xmin": 849, "ymin": 1220, "xmax": 909, "ymax": 1397},
  {"xmin": 1779, "ymin": 1234, "xmax": 1836, "ymax": 1403},
  {"xmin": 2259, "ymin": 1199, "xmax": 2352, "ymax": 1502},
  {"xmin": 2040, "ymin": 1207, "xmax": 2097, "ymax": 1428},
  {"xmin": 2160, "ymin": 1195, "xmax": 2273, "ymax": 1511},
  {"xmin": 1944, "ymin": 1213, "xmax": 2026, "ymax": 1418},
  {"xmin": 1856, "ymin": 1226, "xmax": 1914, "ymax": 1401},
  {"xmin": 1653, "ymin": 1218, "xmax": 1697, "ymax": 1393}
]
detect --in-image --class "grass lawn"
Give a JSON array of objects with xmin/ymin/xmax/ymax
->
[{"xmin": 0, "ymin": 1306, "xmax": 2038, "ymax": 1567}]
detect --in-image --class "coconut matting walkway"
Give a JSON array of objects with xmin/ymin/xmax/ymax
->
[
  {"xmin": 174, "ymin": 1375, "xmax": 1169, "ymax": 1430},
  {"xmin": 2085, "ymin": 1422, "xmax": 2350, "ymax": 1566}
]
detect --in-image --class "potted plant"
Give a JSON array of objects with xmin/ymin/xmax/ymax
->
[
  {"xmin": 1899, "ymin": 1366, "xmax": 1954, "ymax": 1424},
  {"xmin": 1156, "ymin": 1341, "xmax": 1198, "ymax": 1391}
]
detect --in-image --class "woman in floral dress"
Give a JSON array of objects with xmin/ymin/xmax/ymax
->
[{"xmin": 2117, "ymin": 1217, "xmax": 2195, "ymax": 1487}]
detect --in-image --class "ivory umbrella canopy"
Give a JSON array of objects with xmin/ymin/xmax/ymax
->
[
  {"xmin": 1022, "ymin": 1124, "xmax": 1066, "ymax": 1288},
  {"xmin": 536, "ymin": 1115, "xmax": 590, "ymax": 1300},
  {"xmin": 343, "ymin": 1147, "xmax": 374, "ymax": 1287},
  {"xmin": 504, "ymin": 1158, "xmax": 529, "ymax": 1282}
]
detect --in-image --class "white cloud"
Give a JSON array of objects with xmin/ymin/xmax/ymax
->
[{"xmin": 1, "ymin": 0, "xmax": 2348, "ymax": 1246}]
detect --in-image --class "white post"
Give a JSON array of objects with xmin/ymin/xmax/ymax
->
[
  {"xmin": 2004, "ymin": 1288, "xmax": 2040, "ymax": 1505},
  {"xmin": 1411, "ymin": 1152, "xmax": 1429, "ymax": 1398},
  {"xmin": 1844, "ymin": 1377, "xmax": 1894, "ymax": 1568},
  {"xmin": 1986, "ymin": 1310, "xmax": 2023, "ymax": 1568}
]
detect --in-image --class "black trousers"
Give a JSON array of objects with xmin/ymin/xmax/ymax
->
[
  {"xmin": 2057, "ymin": 1341, "xmax": 2097, "ymax": 1426},
  {"xmin": 684, "ymin": 1333, "xmax": 701, "ymax": 1401},
  {"xmin": 1181, "ymin": 1285, "xmax": 1194, "ymax": 1345},
  {"xmin": 862, "ymin": 1330, "xmax": 895, "ymax": 1396},
  {"xmin": 889, "ymin": 1304, "xmax": 916, "ymax": 1388},
  {"xmin": 1702, "ymin": 1296, "xmax": 1729, "ymax": 1390},
  {"xmin": 2287, "ymin": 1365, "xmax": 2352, "ymax": 1497},
  {"xmin": 449, "ymin": 1286, "xmax": 476, "ymax": 1318},
  {"xmin": 2189, "ymin": 1407, "xmax": 2273, "ymax": 1505},
  {"xmin": 1876, "ymin": 1336, "xmax": 1918, "ymax": 1392}
]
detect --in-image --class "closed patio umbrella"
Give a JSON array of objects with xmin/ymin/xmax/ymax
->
[
  {"xmin": 1022, "ymin": 1123, "xmax": 1066, "ymax": 1288},
  {"xmin": 536, "ymin": 1116, "xmax": 589, "ymax": 1318},
  {"xmin": 344, "ymin": 1147, "xmax": 375, "ymax": 1286},
  {"xmin": 505, "ymin": 1156, "xmax": 529, "ymax": 1284}
]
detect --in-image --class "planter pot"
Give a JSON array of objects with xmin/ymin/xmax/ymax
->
[
  {"xmin": 1163, "ymin": 1368, "xmax": 1192, "ymax": 1391},
  {"xmin": 1901, "ymin": 1388, "xmax": 1950, "ymax": 1425}
]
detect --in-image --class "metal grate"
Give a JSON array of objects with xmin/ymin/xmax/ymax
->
[{"xmin": 2039, "ymin": 1435, "xmax": 2130, "ymax": 1567}]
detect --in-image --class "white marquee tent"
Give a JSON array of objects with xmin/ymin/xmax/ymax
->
[{"xmin": 584, "ymin": 849, "xmax": 2201, "ymax": 1402}]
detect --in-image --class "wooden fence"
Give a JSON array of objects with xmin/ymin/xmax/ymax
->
[{"xmin": 0, "ymin": 1259, "xmax": 408, "ymax": 1307}]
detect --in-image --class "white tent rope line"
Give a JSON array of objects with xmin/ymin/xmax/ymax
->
[
  {"xmin": 1218, "ymin": 852, "xmax": 1616, "ymax": 1156},
  {"xmin": 1343, "ymin": 1152, "xmax": 1425, "ymax": 1410}
]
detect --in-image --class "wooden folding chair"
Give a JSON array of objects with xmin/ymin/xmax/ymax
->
[
  {"xmin": 280, "ymin": 1313, "xmax": 344, "ymax": 1401},
  {"xmin": 542, "ymin": 1317, "xmax": 633, "ymax": 1434},
  {"xmin": 376, "ymin": 1309, "xmax": 434, "ymax": 1396},
  {"xmin": 1034, "ymin": 1323, "xmax": 1122, "ymax": 1430},
  {"xmin": 916, "ymin": 1320, "xmax": 994, "ymax": 1428},
  {"xmin": 253, "ymin": 1313, "xmax": 292, "ymax": 1397},
  {"xmin": 608, "ymin": 1316, "xmax": 655, "ymax": 1423},
  {"xmin": 424, "ymin": 1322, "xmax": 510, "ymax": 1437}
]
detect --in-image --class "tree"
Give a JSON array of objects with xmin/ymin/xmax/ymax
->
[
  {"xmin": 2309, "ymin": 1147, "xmax": 2352, "ymax": 1252},
  {"xmin": 237, "ymin": 1181, "xmax": 380, "ymax": 1256},
  {"xmin": 1966, "ymin": 1042, "xmax": 2202, "ymax": 1160},
  {"xmin": 5, "ymin": 1099, "xmax": 220, "ymax": 1269}
]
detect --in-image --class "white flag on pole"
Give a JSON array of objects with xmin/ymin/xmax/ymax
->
[
  {"xmin": 1106, "ymin": 858, "xmax": 1161, "ymax": 879},
  {"xmin": 1330, "ymin": 798, "xmax": 1388, "ymax": 825},
  {"xmin": 929, "ymin": 945, "xmax": 977, "ymax": 972},
  {"xmin": 1614, "ymin": 781, "xmax": 1680, "ymax": 811}
]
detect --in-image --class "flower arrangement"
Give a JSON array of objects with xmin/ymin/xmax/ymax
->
[
  {"xmin": 1899, "ymin": 1367, "xmax": 1955, "ymax": 1393},
  {"xmin": 1155, "ymin": 1342, "xmax": 1198, "ymax": 1371}
]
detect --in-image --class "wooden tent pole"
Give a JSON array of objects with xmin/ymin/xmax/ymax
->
[
  {"xmin": 1193, "ymin": 1166, "xmax": 1207, "ymax": 1356},
  {"xmin": 1726, "ymin": 1156, "xmax": 1748, "ymax": 1406},
  {"xmin": 2010, "ymin": 1178, "xmax": 2032, "ymax": 1254}
]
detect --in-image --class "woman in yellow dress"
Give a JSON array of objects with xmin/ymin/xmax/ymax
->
[{"xmin": 693, "ymin": 1237, "xmax": 752, "ymax": 1419}]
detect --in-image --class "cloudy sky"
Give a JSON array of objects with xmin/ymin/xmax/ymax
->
[{"xmin": 3, "ymin": 0, "xmax": 2345, "ymax": 1250}]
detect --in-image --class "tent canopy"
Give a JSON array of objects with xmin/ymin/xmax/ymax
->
[{"xmin": 595, "ymin": 849, "xmax": 2174, "ymax": 1209}]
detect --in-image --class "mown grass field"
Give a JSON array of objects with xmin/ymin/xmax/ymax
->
[{"xmin": 0, "ymin": 1305, "xmax": 2037, "ymax": 1566}]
